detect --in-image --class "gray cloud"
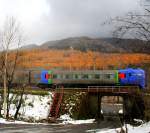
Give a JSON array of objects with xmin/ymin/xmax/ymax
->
[
  {"xmin": 36, "ymin": 0, "xmax": 141, "ymax": 44},
  {"xmin": 0, "ymin": 0, "xmax": 143, "ymax": 45}
]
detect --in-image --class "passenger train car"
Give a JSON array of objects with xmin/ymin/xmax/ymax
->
[
  {"xmin": 0, "ymin": 68, "xmax": 145, "ymax": 89},
  {"xmin": 40, "ymin": 68, "xmax": 145, "ymax": 89}
]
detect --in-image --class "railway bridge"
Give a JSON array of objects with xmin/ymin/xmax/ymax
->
[{"xmin": 48, "ymin": 85, "xmax": 145, "ymax": 122}]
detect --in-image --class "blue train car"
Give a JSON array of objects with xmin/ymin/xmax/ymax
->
[{"xmin": 119, "ymin": 68, "xmax": 145, "ymax": 89}]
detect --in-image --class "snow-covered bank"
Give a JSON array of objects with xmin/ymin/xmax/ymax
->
[{"xmin": 1, "ymin": 93, "xmax": 53, "ymax": 121}]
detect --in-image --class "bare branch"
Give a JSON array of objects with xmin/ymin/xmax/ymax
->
[{"xmin": 111, "ymin": 9, "xmax": 150, "ymax": 42}]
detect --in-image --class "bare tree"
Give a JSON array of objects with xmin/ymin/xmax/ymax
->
[
  {"xmin": 111, "ymin": 8, "xmax": 150, "ymax": 42},
  {"xmin": 0, "ymin": 17, "xmax": 23, "ymax": 118}
]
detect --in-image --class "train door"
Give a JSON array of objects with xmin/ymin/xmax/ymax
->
[{"xmin": 41, "ymin": 70, "xmax": 52, "ymax": 84}]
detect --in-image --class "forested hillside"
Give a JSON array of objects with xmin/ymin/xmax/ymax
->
[{"xmin": 22, "ymin": 37, "xmax": 150, "ymax": 54}]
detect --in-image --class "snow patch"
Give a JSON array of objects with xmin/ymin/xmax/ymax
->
[
  {"xmin": 60, "ymin": 114, "xmax": 73, "ymax": 121},
  {"xmin": 0, "ymin": 118, "xmax": 30, "ymax": 124},
  {"xmin": 95, "ymin": 122, "xmax": 150, "ymax": 133},
  {"xmin": 1, "ymin": 93, "xmax": 53, "ymax": 121},
  {"xmin": 118, "ymin": 109, "xmax": 123, "ymax": 114},
  {"xmin": 59, "ymin": 114, "xmax": 95, "ymax": 124}
]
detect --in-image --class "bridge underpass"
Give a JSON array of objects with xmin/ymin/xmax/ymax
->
[{"xmin": 47, "ymin": 86, "xmax": 145, "ymax": 122}]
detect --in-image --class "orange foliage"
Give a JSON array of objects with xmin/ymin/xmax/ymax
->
[{"xmin": 14, "ymin": 49, "xmax": 150, "ymax": 70}]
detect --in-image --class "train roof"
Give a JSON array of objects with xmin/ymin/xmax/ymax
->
[
  {"xmin": 119, "ymin": 68, "xmax": 145, "ymax": 73},
  {"xmin": 41, "ymin": 68, "xmax": 145, "ymax": 73}
]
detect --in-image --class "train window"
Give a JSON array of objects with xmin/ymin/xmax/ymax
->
[
  {"xmin": 109, "ymin": 74, "xmax": 114, "ymax": 79},
  {"xmin": 129, "ymin": 73, "xmax": 132, "ymax": 76},
  {"xmin": 103, "ymin": 74, "xmax": 114, "ymax": 79},
  {"xmin": 65, "ymin": 75, "xmax": 69, "ymax": 79},
  {"xmin": 82, "ymin": 74, "xmax": 89, "ymax": 79},
  {"xmin": 54, "ymin": 74, "xmax": 60, "ymax": 79},
  {"xmin": 74, "ymin": 74, "xmax": 79, "ymax": 79},
  {"xmin": 105, "ymin": 74, "xmax": 110, "ymax": 79},
  {"xmin": 65, "ymin": 74, "xmax": 72, "ymax": 79},
  {"xmin": 53, "ymin": 74, "xmax": 57, "ymax": 79},
  {"xmin": 95, "ymin": 74, "xmax": 100, "ymax": 79}
]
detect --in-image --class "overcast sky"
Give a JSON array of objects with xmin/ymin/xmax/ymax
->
[{"xmin": 0, "ymin": 0, "xmax": 144, "ymax": 45}]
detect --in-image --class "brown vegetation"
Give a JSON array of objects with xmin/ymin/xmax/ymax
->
[{"xmin": 16, "ymin": 49, "xmax": 150, "ymax": 70}]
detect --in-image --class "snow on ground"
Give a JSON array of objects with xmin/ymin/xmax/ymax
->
[
  {"xmin": 0, "ymin": 118, "xmax": 29, "ymax": 124},
  {"xmin": 59, "ymin": 114, "xmax": 95, "ymax": 124},
  {"xmin": 60, "ymin": 115, "xmax": 150, "ymax": 133},
  {"xmin": 0, "ymin": 112, "xmax": 150, "ymax": 133},
  {"xmin": 1, "ymin": 92, "xmax": 53, "ymax": 121},
  {"xmin": 0, "ymin": 118, "xmax": 58, "ymax": 125},
  {"xmin": 124, "ymin": 123, "xmax": 150, "ymax": 133},
  {"xmin": 86, "ymin": 121, "xmax": 150, "ymax": 133},
  {"xmin": 118, "ymin": 109, "xmax": 123, "ymax": 114},
  {"xmin": 18, "ymin": 93, "xmax": 52, "ymax": 120}
]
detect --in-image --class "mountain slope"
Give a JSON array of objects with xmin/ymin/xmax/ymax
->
[
  {"xmin": 102, "ymin": 38, "xmax": 150, "ymax": 53},
  {"xmin": 40, "ymin": 37, "xmax": 150, "ymax": 53},
  {"xmin": 20, "ymin": 44, "xmax": 38, "ymax": 50},
  {"xmin": 40, "ymin": 37, "xmax": 124, "ymax": 53}
]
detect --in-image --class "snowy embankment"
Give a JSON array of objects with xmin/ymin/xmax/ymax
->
[{"xmin": 1, "ymin": 92, "xmax": 53, "ymax": 121}]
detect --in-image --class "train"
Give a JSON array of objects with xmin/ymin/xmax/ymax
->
[
  {"xmin": 0, "ymin": 68, "xmax": 146, "ymax": 89},
  {"xmin": 40, "ymin": 68, "xmax": 146, "ymax": 89}
]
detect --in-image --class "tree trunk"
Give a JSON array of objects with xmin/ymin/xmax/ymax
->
[
  {"xmin": 0, "ymin": 94, "xmax": 4, "ymax": 117},
  {"xmin": 6, "ymin": 85, "xmax": 11, "ymax": 119},
  {"xmin": 14, "ymin": 87, "xmax": 25, "ymax": 119},
  {"xmin": 3, "ymin": 51, "xmax": 7, "ymax": 118}
]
